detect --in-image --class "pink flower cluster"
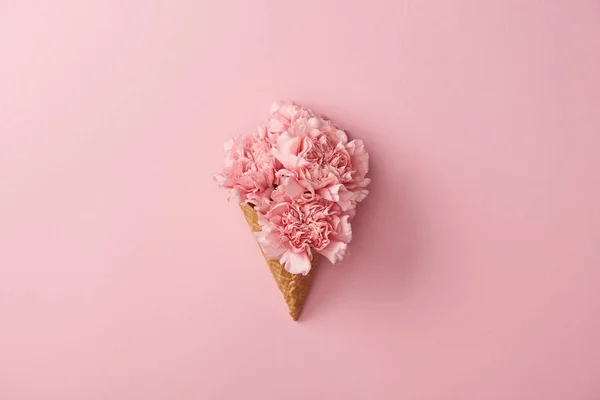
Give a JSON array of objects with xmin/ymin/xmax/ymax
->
[{"xmin": 215, "ymin": 102, "xmax": 370, "ymax": 275}]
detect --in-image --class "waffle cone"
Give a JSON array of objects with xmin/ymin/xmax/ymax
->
[{"xmin": 240, "ymin": 203, "xmax": 318, "ymax": 321}]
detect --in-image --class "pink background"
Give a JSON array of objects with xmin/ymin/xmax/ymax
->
[{"xmin": 1, "ymin": 1, "xmax": 600, "ymax": 399}]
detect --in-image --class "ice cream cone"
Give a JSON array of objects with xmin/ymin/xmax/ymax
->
[{"xmin": 240, "ymin": 203, "xmax": 319, "ymax": 321}]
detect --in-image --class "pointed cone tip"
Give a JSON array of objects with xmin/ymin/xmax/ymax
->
[{"xmin": 241, "ymin": 204, "xmax": 317, "ymax": 321}]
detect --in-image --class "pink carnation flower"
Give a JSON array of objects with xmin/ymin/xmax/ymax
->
[
  {"xmin": 268, "ymin": 103, "xmax": 370, "ymax": 213},
  {"xmin": 267, "ymin": 101, "xmax": 317, "ymax": 134},
  {"xmin": 213, "ymin": 132, "xmax": 275, "ymax": 209},
  {"xmin": 256, "ymin": 194, "xmax": 352, "ymax": 275}
]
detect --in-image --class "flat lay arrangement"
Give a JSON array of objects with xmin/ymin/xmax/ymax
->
[{"xmin": 215, "ymin": 102, "xmax": 370, "ymax": 320}]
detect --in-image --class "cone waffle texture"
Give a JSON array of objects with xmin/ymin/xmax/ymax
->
[{"xmin": 240, "ymin": 203, "xmax": 319, "ymax": 321}]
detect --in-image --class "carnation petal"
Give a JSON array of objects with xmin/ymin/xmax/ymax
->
[
  {"xmin": 273, "ymin": 151, "xmax": 302, "ymax": 170},
  {"xmin": 349, "ymin": 139, "xmax": 369, "ymax": 180},
  {"xmin": 307, "ymin": 117, "xmax": 320, "ymax": 128},
  {"xmin": 355, "ymin": 188, "xmax": 369, "ymax": 203},
  {"xmin": 273, "ymin": 134, "xmax": 310, "ymax": 169},
  {"xmin": 270, "ymin": 101, "xmax": 282, "ymax": 114},
  {"xmin": 213, "ymin": 174, "xmax": 226, "ymax": 185},
  {"xmin": 282, "ymin": 177, "xmax": 305, "ymax": 198},
  {"xmin": 336, "ymin": 186, "xmax": 356, "ymax": 211},
  {"xmin": 277, "ymin": 134, "xmax": 300, "ymax": 156},
  {"xmin": 345, "ymin": 207, "xmax": 357, "ymax": 221},
  {"xmin": 316, "ymin": 184, "xmax": 340, "ymax": 202},
  {"xmin": 268, "ymin": 119, "xmax": 286, "ymax": 133},
  {"xmin": 256, "ymin": 231, "xmax": 286, "ymax": 259},
  {"xmin": 280, "ymin": 250, "xmax": 312, "ymax": 275},
  {"xmin": 333, "ymin": 215, "xmax": 353, "ymax": 243},
  {"xmin": 336, "ymin": 130, "xmax": 348, "ymax": 144},
  {"xmin": 318, "ymin": 241, "xmax": 348, "ymax": 265},
  {"xmin": 228, "ymin": 188, "xmax": 244, "ymax": 204}
]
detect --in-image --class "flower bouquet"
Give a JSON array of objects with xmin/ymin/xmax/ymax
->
[{"xmin": 214, "ymin": 102, "xmax": 370, "ymax": 320}]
